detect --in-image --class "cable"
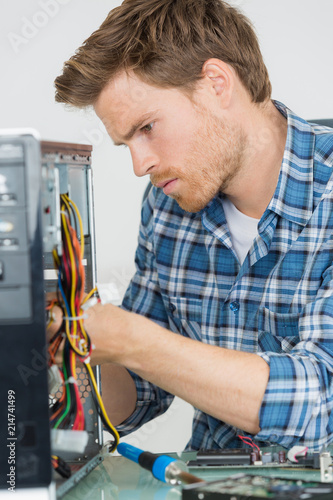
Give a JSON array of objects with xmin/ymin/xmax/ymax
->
[
  {"xmin": 84, "ymin": 361, "xmax": 119, "ymax": 451},
  {"xmin": 48, "ymin": 194, "xmax": 119, "ymax": 451},
  {"xmin": 51, "ymin": 455, "xmax": 71, "ymax": 479},
  {"xmin": 237, "ymin": 435, "xmax": 261, "ymax": 453}
]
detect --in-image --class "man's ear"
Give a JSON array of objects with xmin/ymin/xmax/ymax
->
[{"xmin": 201, "ymin": 58, "xmax": 234, "ymax": 107}]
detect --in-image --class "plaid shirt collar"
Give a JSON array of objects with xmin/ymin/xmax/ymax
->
[
  {"xmin": 199, "ymin": 100, "xmax": 316, "ymax": 235},
  {"xmin": 268, "ymin": 100, "xmax": 315, "ymax": 227}
]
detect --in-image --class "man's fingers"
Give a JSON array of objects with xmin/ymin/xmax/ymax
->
[
  {"xmin": 45, "ymin": 291, "xmax": 59, "ymax": 303},
  {"xmin": 46, "ymin": 304, "xmax": 63, "ymax": 337}
]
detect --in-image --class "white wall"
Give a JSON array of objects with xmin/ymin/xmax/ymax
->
[{"xmin": 1, "ymin": 0, "xmax": 333, "ymax": 452}]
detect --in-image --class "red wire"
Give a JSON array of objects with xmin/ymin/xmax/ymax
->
[
  {"xmin": 70, "ymin": 352, "xmax": 85, "ymax": 431},
  {"xmin": 237, "ymin": 435, "xmax": 261, "ymax": 452},
  {"xmin": 51, "ymin": 200, "xmax": 88, "ymax": 435}
]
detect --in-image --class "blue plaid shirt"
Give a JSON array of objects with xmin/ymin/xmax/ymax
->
[{"xmin": 118, "ymin": 101, "xmax": 333, "ymax": 451}]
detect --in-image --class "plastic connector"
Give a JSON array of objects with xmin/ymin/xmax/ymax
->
[
  {"xmin": 48, "ymin": 364, "xmax": 62, "ymax": 394},
  {"xmin": 320, "ymin": 451, "xmax": 333, "ymax": 482},
  {"xmin": 51, "ymin": 429, "xmax": 89, "ymax": 455},
  {"xmin": 97, "ymin": 282, "xmax": 121, "ymax": 305}
]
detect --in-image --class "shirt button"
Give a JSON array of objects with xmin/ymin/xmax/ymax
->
[
  {"xmin": 169, "ymin": 302, "xmax": 176, "ymax": 313},
  {"xmin": 230, "ymin": 301, "xmax": 240, "ymax": 312}
]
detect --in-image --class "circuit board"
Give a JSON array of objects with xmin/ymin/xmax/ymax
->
[
  {"xmin": 182, "ymin": 474, "xmax": 333, "ymax": 500},
  {"xmin": 186, "ymin": 448, "xmax": 320, "ymax": 469},
  {"xmin": 182, "ymin": 473, "xmax": 333, "ymax": 499}
]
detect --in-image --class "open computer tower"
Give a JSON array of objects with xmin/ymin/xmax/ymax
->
[{"xmin": 0, "ymin": 130, "xmax": 102, "ymax": 496}]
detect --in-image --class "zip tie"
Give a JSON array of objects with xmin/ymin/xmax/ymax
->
[
  {"xmin": 81, "ymin": 297, "xmax": 100, "ymax": 311},
  {"xmin": 79, "ymin": 339, "xmax": 88, "ymax": 351},
  {"xmin": 64, "ymin": 376, "xmax": 77, "ymax": 385},
  {"xmin": 82, "ymin": 343, "xmax": 96, "ymax": 364},
  {"xmin": 63, "ymin": 314, "xmax": 88, "ymax": 321}
]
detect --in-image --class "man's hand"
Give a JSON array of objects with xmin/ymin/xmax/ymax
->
[
  {"xmin": 45, "ymin": 297, "xmax": 137, "ymax": 425},
  {"xmin": 47, "ymin": 296, "xmax": 267, "ymax": 435},
  {"xmin": 83, "ymin": 302, "xmax": 135, "ymax": 365},
  {"xmin": 83, "ymin": 301, "xmax": 269, "ymax": 435},
  {"xmin": 45, "ymin": 293, "xmax": 64, "ymax": 365},
  {"xmin": 45, "ymin": 293, "xmax": 63, "ymax": 336}
]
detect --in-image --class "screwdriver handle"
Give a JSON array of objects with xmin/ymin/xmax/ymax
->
[{"xmin": 117, "ymin": 442, "xmax": 176, "ymax": 482}]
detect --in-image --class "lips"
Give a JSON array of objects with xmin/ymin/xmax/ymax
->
[
  {"xmin": 162, "ymin": 179, "xmax": 177, "ymax": 195},
  {"xmin": 155, "ymin": 179, "xmax": 176, "ymax": 189},
  {"xmin": 152, "ymin": 178, "xmax": 178, "ymax": 195}
]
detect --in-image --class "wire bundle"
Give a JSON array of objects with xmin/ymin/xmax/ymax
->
[
  {"xmin": 48, "ymin": 194, "xmax": 119, "ymax": 476},
  {"xmin": 237, "ymin": 435, "xmax": 260, "ymax": 451},
  {"xmin": 51, "ymin": 455, "xmax": 71, "ymax": 479}
]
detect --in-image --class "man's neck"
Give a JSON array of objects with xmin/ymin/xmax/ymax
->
[{"xmin": 224, "ymin": 100, "xmax": 288, "ymax": 219}]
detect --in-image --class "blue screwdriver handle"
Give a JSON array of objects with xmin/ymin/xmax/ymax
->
[
  {"xmin": 117, "ymin": 442, "xmax": 142, "ymax": 463},
  {"xmin": 117, "ymin": 442, "xmax": 176, "ymax": 482}
]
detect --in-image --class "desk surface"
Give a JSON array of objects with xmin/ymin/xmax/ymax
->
[{"xmin": 60, "ymin": 450, "xmax": 329, "ymax": 500}]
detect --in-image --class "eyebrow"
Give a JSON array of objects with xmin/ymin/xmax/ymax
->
[{"xmin": 113, "ymin": 113, "xmax": 155, "ymax": 146}]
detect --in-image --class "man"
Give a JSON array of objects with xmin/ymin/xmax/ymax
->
[{"xmin": 54, "ymin": 0, "xmax": 333, "ymax": 451}]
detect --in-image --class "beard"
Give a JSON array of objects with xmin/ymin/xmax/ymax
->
[{"xmin": 151, "ymin": 110, "xmax": 247, "ymax": 213}]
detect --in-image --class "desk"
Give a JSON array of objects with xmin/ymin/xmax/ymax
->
[{"xmin": 60, "ymin": 449, "xmax": 330, "ymax": 500}]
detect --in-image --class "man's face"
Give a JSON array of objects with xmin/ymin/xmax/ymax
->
[{"xmin": 94, "ymin": 71, "xmax": 246, "ymax": 213}]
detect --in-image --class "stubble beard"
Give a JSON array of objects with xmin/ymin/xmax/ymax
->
[{"xmin": 153, "ymin": 113, "xmax": 247, "ymax": 213}]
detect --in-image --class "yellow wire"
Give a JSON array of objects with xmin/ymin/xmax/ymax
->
[
  {"xmin": 78, "ymin": 287, "xmax": 98, "ymax": 351},
  {"xmin": 70, "ymin": 350, "xmax": 85, "ymax": 430},
  {"xmin": 52, "ymin": 248, "xmax": 60, "ymax": 268},
  {"xmin": 61, "ymin": 195, "xmax": 87, "ymax": 345},
  {"xmin": 82, "ymin": 287, "xmax": 98, "ymax": 304},
  {"xmin": 63, "ymin": 194, "xmax": 85, "ymax": 259},
  {"xmin": 47, "ymin": 318, "xmax": 54, "ymax": 329},
  {"xmin": 85, "ymin": 362, "xmax": 120, "ymax": 448},
  {"xmin": 59, "ymin": 196, "xmax": 91, "ymax": 356},
  {"xmin": 64, "ymin": 318, "xmax": 89, "ymax": 357},
  {"xmin": 53, "ymin": 196, "xmax": 119, "ymax": 446},
  {"xmin": 62, "ymin": 286, "xmax": 97, "ymax": 357},
  {"xmin": 71, "ymin": 348, "xmax": 77, "ymax": 379},
  {"xmin": 61, "ymin": 203, "xmax": 77, "ymax": 341}
]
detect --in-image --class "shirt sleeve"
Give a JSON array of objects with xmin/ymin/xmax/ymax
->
[
  {"xmin": 256, "ymin": 263, "xmax": 333, "ymax": 450},
  {"xmin": 117, "ymin": 186, "xmax": 174, "ymax": 436}
]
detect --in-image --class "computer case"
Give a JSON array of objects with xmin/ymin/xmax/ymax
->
[{"xmin": 0, "ymin": 130, "xmax": 101, "ymax": 493}]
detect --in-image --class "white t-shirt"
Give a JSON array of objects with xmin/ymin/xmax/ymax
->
[{"xmin": 222, "ymin": 196, "xmax": 260, "ymax": 265}]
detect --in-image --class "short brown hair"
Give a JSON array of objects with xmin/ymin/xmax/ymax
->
[{"xmin": 54, "ymin": 0, "xmax": 272, "ymax": 107}]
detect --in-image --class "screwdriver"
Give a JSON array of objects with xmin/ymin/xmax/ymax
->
[{"xmin": 117, "ymin": 442, "xmax": 203, "ymax": 485}]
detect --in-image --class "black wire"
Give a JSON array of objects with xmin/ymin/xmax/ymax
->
[{"xmin": 51, "ymin": 195, "xmax": 111, "ymax": 442}]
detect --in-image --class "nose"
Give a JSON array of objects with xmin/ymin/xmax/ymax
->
[{"xmin": 130, "ymin": 145, "xmax": 159, "ymax": 177}]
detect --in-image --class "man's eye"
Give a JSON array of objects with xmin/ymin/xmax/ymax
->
[{"xmin": 142, "ymin": 123, "xmax": 154, "ymax": 133}]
